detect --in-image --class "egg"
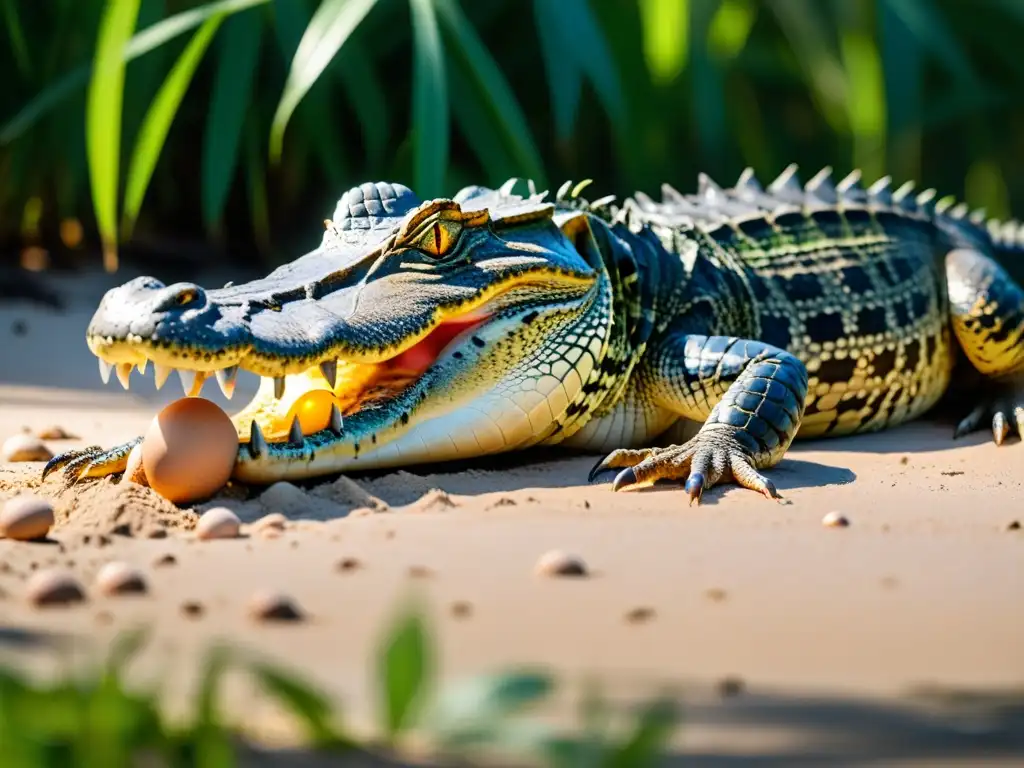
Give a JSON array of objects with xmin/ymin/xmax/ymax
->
[
  {"xmin": 142, "ymin": 397, "xmax": 239, "ymax": 504},
  {"xmin": 287, "ymin": 389, "xmax": 337, "ymax": 434}
]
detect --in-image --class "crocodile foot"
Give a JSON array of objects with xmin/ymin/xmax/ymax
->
[
  {"xmin": 588, "ymin": 428, "xmax": 781, "ymax": 505},
  {"xmin": 953, "ymin": 385, "xmax": 1024, "ymax": 445},
  {"xmin": 42, "ymin": 438, "xmax": 141, "ymax": 484}
]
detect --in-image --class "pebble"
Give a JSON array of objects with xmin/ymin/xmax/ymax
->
[
  {"xmin": 625, "ymin": 606, "xmax": 656, "ymax": 624},
  {"xmin": 181, "ymin": 601, "xmax": 204, "ymax": 618},
  {"xmin": 1007, "ymin": 520, "xmax": 1021, "ymax": 531},
  {"xmin": 0, "ymin": 495, "xmax": 55, "ymax": 541},
  {"xmin": 450, "ymin": 600, "xmax": 473, "ymax": 619},
  {"xmin": 36, "ymin": 425, "xmax": 76, "ymax": 440},
  {"xmin": 194, "ymin": 507, "xmax": 241, "ymax": 540},
  {"xmin": 534, "ymin": 549, "xmax": 588, "ymax": 577},
  {"xmin": 1, "ymin": 434, "xmax": 53, "ymax": 463},
  {"xmin": 247, "ymin": 590, "xmax": 305, "ymax": 622},
  {"xmin": 252, "ymin": 512, "xmax": 287, "ymax": 532},
  {"xmin": 821, "ymin": 511, "xmax": 850, "ymax": 528},
  {"xmin": 336, "ymin": 557, "xmax": 361, "ymax": 572},
  {"xmin": 124, "ymin": 443, "xmax": 148, "ymax": 486},
  {"xmin": 95, "ymin": 562, "xmax": 148, "ymax": 596},
  {"xmin": 25, "ymin": 569, "xmax": 86, "ymax": 607},
  {"xmin": 153, "ymin": 553, "xmax": 177, "ymax": 567}
]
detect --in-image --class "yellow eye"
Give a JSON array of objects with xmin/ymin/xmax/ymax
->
[{"xmin": 416, "ymin": 219, "xmax": 460, "ymax": 258}]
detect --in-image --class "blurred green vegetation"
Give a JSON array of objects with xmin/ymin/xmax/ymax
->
[
  {"xmin": 1, "ymin": 0, "xmax": 1023, "ymax": 271},
  {"xmin": 0, "ymin": 605, "xmax": 681, "ymax": 766}
]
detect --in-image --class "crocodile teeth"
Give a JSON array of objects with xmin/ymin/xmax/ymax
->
[
  {"xmin": 136, "ymin": 359, "xmax": 148, "ymax": 375},
  {"xmin": 248, "ymin": 421, "xmax": 267, "ymax": 458},
  {"xmin": 177, "ymin": 369, "xmax": 205, "ymax": 397},
  {"xmin": 115, "ymin": 363, "xmax": 132, "ymax": 390},
  {"xmin": 98, "ymin": 359, "xmax": 113, "ymax": 385},
  {"xmin": 215, "ymin": 366, "xmax": 238, "ymax": 399},
  {"xmin": 288, "ymin": 415, "xmax": 304, "ymax": 445},
  {"xmin": 273, "ymin": 376, "xmax": 286, "ymax": 399},
  {"xmin": 153, "ymin": 364, "xmax": 171, "ymax": 390},
  {"xmin": 319, "ymin": 360, "xmax": 337, "ymax": 389},
  {"xmin": 329, "ymin": 403, "xmax": 343, "ymax": 434}
]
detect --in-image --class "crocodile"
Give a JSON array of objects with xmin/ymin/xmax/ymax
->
[{"xmin": 43, "ymin": 166, "xmax": 1024, "ymax": 503}]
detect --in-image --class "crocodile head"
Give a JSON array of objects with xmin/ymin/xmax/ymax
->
[{"xmin": 86, "ymin": 181, "xmax": 612, "ymax": 482}]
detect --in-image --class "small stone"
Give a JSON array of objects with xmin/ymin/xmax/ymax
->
[
  {"xmin": 407, "ymin": 565, "xmax": 433, "ymax": 579},
  {"xmin": 534, "ymin": 549, "xmax": 588, "ymax": 577},
  {"xmin": 181, "ymin": 601, "xmax": 204, "ymax": 618},
  {"xmin": 153, "ymin": 553, "xmax": 177, "ymax": 567},
  {"xmin": 95, "ymin": 562, "xmax": 148, "ymax": 596},
  {"xmin": 252, "ymin": 512, "xmax": 287, "ymax": 532},
  {"xmin": 0, "ymin": 495, "xmax": 55, "ymax": 541},
  {"xmin": 625, "ymin": 606, "xmax": 656, "ymax": 624},
  {"xmin": 247, "ymin": 590, "xmax": 305, "ymax": 622},
  {"xmin": 705, "ymin": 588, "xmax": 728, "ymax": 602},
  {"xmin": 718, "ymin": 677, "xmax": 745, "ymax": 698},
  {"xmin": 1007, "ymin": 520, "xmax": 1021, "ymax": 531},
  {"xmin": 336, "ymin": 557, "xmax": 361, "ymax": 572},
  {"xmin": 1, "ymin": 434, "xmax": 53, "ymax": 463},
  {"xmin": 123, "ymin": 443, "xmax": 148, "ymax": 486},
  {"xmin": 36, "ymin": 425, "xmax": 76, "ymax": 440},
  {"xmin": 450, "ymin": 600, "xmax": 473, "ymax": 619},
  {"xmin": 25, "ymin": 569, "xmax": 86, "ymax": 607},
  {"xmin": 821, "ymin": 511, "xmax": 850, "ymax": 528},
  {"xmin": 195, "ymin": 507, "xmax": 241, "ymax": 540}
]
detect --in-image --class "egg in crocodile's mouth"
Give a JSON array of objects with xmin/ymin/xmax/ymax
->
[{"xmin": 92, "ymin": 311, "xmax": 490, "ymax": 444}]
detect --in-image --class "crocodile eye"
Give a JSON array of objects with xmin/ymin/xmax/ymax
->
[
  {"xmin": 176, "ymin": 290, "xmax": 197, "ymax": 306},
  {"xmin": 415, "ymin": 219, "xmax": 461, "ymax": 258}
]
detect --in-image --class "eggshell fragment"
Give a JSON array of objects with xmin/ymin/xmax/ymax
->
[
  {"xmin": 26, "ymin": 569, "xmax": 86, "ymax": 607},
  {"xmin": 1, "ymin": 434, "xmax": 52, "ymax": 463},
  {"xmin": 822, "ymin": 511, "xmax": 850, "ymax": 528},
  {"xmin": 142, "ymin": 397, "xmax": 238, "ymax": 504},
  {"xmin": 95, "ymin": 561, "xmax": 148, "ymax": 596},
  {"xmin": 124, "ymin": 443, "xmax": 148, "ymax": 486},
  {"xmin": 0, "ymin": 495, "xmax": 55, "ymax": 540},
  {"xmin": 195, "ymin": 506, "xmax": 241, "ymax": 540}
]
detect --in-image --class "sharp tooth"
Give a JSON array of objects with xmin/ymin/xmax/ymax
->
[
  {"xmin": 288, "ymin": 415, "xmax": 304, "ymax": 445},
  {"xmin": 136, "ymin": 359, "xmax": 148, "ymax": 375},
  {"xmin": 319, "ymin": 360, "xmax": 337, "ymax": 388},
  {"xmin": 98, "ymin": 359, "xmax": 113, "ymax": 384},
  {"xmin": 115, "ymin": 363, "xmax": 132, "ymax": 390},
  {"xmin": 329, "ymin": 403, "xmax": 343, "ymax": 434},
  {"xmin": 274, "ymin": 376, "xmax": 286, "ymax": 399},
  {"xmin": 248, "ymin": 421, "xmax": 267, "ymax": 458},
  {"xmin": 215, "ymin": 366, "xmax": 238, "ymax": 399},
  {"xmin": 177, "ymin": 369, "xmax": 205, "ymax": 397},
  {"xmin": 153, "ymin": 364, "xmax": 171, "ymax": 390}
]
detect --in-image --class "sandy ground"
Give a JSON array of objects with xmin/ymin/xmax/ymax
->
[{"xmin": 1, "ymin": 268, "xmax": 1023, "ymax": 765}]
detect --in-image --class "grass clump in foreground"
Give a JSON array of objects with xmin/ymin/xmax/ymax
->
[{"xmin": 0, "ymin": 604, "xmax": 681, "ymax": 767}]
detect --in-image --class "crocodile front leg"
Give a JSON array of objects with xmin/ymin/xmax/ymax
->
[
  {"xmin": 590, "ymin": 334, "xmax": 809, "ymax": 504},
  {"xmin": 43, "ymin": 438, "xmax": 141, "ymax": 483}
]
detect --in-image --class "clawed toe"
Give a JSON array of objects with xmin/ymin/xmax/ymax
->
[{"xmin": 954, "ymin": 394, "xmax": 1024, "ymax": 446}]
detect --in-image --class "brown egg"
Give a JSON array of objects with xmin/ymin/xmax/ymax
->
[
  {"xmin": 124, "ymin": 442, "xmax": 148, "ymax": 486},
  {"xmin": 142, "ymin": 397, "xmax": 239, "ymax": 504}
]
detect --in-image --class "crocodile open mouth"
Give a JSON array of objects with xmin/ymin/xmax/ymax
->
[{"xmin": 92, "ymin": 309, "xmax": 491, "ymax": 444}]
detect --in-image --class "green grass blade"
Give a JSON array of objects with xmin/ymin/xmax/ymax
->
[
  {"xmin": 603, "ymin": 697, "xmax": 680, "ymax": 768},
  {"xmin": 638, "ymin": 0, "xmax": 688, "ymax": 84},
  {"xmin": 531, "ymin": 0, "xmax": 582, "ymax": 140},
  {"xmin": 409, "ymin": 0, "xmax": 448, "ymax": 197},
  {"xmin": 269, "ymin": 0, "xmax": 378, "ymax": 162},
  {"xmin": 1, "ymin": 0, "xmax": 32, "ymax": 78},
  {"xmin": 331, "ymin": 40, "xmax": 390, "ymax": 169},
  {"xmin": 86, "ymin": 0, "xmax": 142, "ymax": 272},
  {"xmin": 883, "ymin": 0, "xmax": 978, "ymax": 85},
  {"xmin": 435, "ymin": 0, "xmax": 544, "ymax": 186},
  {"xmin": 202, "ymin": 7, "xmax": 263, "ymax": 230},
  {"xmin": 122, "ymin": 12, "xmax": 225, "ymax": 238},
  {"xmin": 0, "ymin": 0, "xmax": 270, "ymax": 146},
  {"xmin": 378, "ymin": 607, "xmax": 432, "ymax": 739},
  {"xmin": 838, "ymin": 5, "xmax": 886, "ymax": 180},
  {"xmin": 558, "ymin": 0, "xmax": 626, "ymax": 129},
  {"xmin": 248, "ymin": 661, "xmax": 344, "ymax": 748}
]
